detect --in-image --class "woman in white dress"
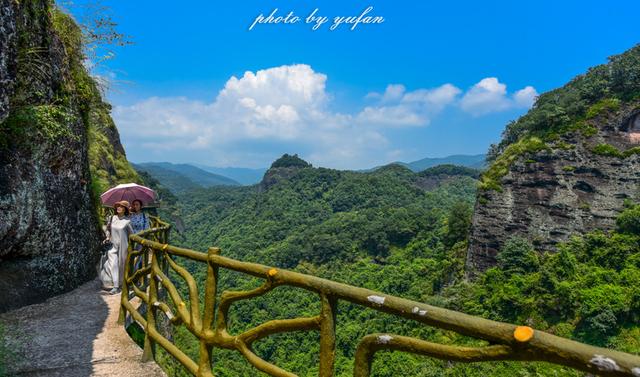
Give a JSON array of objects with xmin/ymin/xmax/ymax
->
[{"xmin": 100, "ymin": 200, "xmax": 134, "ymax": 295}]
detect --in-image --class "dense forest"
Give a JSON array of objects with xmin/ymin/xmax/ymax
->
[{"xmin": 138, "ymin": 153, "xmax": 640, "ymax": 377}]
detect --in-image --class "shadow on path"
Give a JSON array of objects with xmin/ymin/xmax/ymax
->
[{"xmin": 0, "ymin": 279, "xmax": 165, "ymax": 377}]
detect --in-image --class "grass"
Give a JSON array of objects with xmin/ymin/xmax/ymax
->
[
  {"xmin": 592, "ymin": 143, "xmax": 640, "ymax": 158},
  {"xmin": 586, "ymin": 98, "xmax": 621, "ymax": 119},
  {"xmin": 479, "ymin": 137, "xmax": 549, "ymax": 191}
]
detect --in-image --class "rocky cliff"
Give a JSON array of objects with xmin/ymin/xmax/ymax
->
[
  {"xmin": 467, "ymin": 46, "xmax": 640, "ymax": 274},
  {"xmin": 0, "ymin": 0, "xmax": 138, "ymax": 311}
]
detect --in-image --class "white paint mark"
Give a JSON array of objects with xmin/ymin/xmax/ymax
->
[
  {"xmin": 412, "ymin": 306, "xmax": 427, "ymax": 316},
  {"xmin": 377, "ymin": 335, "xmax": 393, "ymax": 344},
  {"xmin": 632, "ymin": 367, "xmax": 640, "ymax": 377},
  {"xmin": 590, "ymin": 355, "xmax": 620, "ymax": 372},
  {"xmin": 165, "ymin": 310, "xmax": 174, "ymax": 320},
  {"xmin": 153, "ymin": 301, "xmax": 161, "ymax": 307},
  {"xmin": 367, "ymin": 295, "xmax": 386, "ymax": 305}
]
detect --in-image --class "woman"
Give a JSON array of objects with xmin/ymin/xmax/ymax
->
[
  {"xmin": 129, "ymin": 199, "xmax": 150, "ymax": 234},
  {"xmin": 129, "ymin": 199, "xmax": 150, "ymax": 271},
  {"xmin": 100, "ymin": 200, "xmax": 134, "ymax": 295}
]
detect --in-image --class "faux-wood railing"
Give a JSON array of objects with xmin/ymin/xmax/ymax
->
[{"xmin": 118, "ymin": 217, "xmax": 640, "ymax": 377}]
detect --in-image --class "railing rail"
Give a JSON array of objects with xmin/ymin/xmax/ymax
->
[{"xmin": 119, "ymin": 216, "xmax": 640, "ymax": 377}]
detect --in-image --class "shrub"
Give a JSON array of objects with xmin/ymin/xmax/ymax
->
[
  {"xmin": 585, "ymin": 98, "xmax": 621, "ymax": 119},
  {"xmin": 496, "ymin": 237, "xmax": 540, "ymax": 275},
  {"xmin": 616, "ymin": 204, "xmax": 640, "ymax": 234}
]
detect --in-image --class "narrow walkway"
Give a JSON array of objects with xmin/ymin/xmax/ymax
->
[{"xmin": 0, "ymin": 279, "xmax": 166, "ymax": 377}]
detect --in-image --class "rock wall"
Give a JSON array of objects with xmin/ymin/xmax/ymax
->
[
  {"xmin": 0, "ymin": 0, "xmax": 16, "ymax": 122},
  {"xmin": 0, "ymin": 0, "xmax": 136, "ymax": 311},
  {"xmin": 467, "ymin": 102, "xmax": 640, "ymax": 274}
]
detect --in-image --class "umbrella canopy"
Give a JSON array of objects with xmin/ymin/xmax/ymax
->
[{"xmin": 100, "ymin": 183, "xmax": 156, "ymax": 207}]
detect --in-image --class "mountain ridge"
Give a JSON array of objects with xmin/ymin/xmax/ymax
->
[{"xmin": 134, "ymin": 162, "xmax": 240, "ymax": 194}]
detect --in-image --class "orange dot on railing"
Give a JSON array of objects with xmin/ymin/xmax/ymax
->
[
  {"xmin": 514, "ymin": 326, "xmax": 534, "ymax": 342},
  {"xmin": 267, "ymin": 268, "xmax": 278, "ymax": 277}
]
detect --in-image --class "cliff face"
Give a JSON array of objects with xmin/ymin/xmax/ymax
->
[
  {"xmin": 0, "ymin": 0, "xmax": 137, "ymax": 311},
  {"xmin": 467, "ymin": 46, "xmax": 640, "ymax": 275}
]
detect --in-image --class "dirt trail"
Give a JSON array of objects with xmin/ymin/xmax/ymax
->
[{"xmin": 0, "ymin": 279, "xmax": 166, "ymax": 377}]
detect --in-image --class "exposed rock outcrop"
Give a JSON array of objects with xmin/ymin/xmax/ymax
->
[
  {"xmin": 0, "ymin": 0, "xmax": 137, "ymax": 311},
  {"xmin": 466, "ymin": 45, "xmax": 640, "ymax": 275},
  {"xmin": 467, "ymin": 99, "xmax": 640, "ymax": 274}
]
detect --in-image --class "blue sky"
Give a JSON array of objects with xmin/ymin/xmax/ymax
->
[{"xmin": 67, "ymin": 0, "xmax": 640, "ymax": 169}]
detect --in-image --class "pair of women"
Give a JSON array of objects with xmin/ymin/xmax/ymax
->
[{"xmin": 100, "ymin": 199, "xmax": 150, "ymax": 295}]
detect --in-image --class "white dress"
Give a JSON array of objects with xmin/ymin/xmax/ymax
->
[{"xmin": 100, "ymin": 215, "xmax": 134, "ymax": 289}]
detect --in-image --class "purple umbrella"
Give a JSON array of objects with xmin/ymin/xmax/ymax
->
[{"xmin": 100, "ymin": 183, "xmax": 156, "ymax": 207}]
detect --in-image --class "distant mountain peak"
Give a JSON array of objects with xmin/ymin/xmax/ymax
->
[
  {"xmin": 261, "ymin": 154, "xmax": 312, "ymax": 190},
  {"xmin": 269, "ymin": 154, "xmax": 312, "ymax": 169}
]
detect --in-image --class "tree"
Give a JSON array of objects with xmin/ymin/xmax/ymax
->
[
  {"xmin": 496, "ymin": 237, "xmax": 539, "ymax": 275},
  {"xmin": 616, "ymin": 204, "xmax": 640, "ymax": 235},
  {"xmin": 443, "ymin": 201, "xmax": 472, "ymax": 247}
]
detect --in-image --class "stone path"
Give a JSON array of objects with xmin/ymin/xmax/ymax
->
[{"xmin": 0, "ymin": 279, "xmax": 166, "ymax": 377}]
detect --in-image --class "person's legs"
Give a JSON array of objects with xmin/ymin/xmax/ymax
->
[
  {"xmin": 133, "ymin": 244, "xmax": 143, "ymax": 271},
  {"xmin": 108, "ymin": 248, "xmax": 121, "ymax": 294},
  {"xmin": 100, "ymin": 247, "xmax": 118, "ymax": 289}
]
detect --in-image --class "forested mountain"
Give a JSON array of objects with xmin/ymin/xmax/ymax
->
[
  {"xmin": 364, "ymin": 154, "xmax": 487, "ymax": 173},
  {"xmin": 134, "ymin": 162, "xmax": 239, "ymax": 193},
  {"xmin": 150, "ymin": 151, "xmax": 640, "ymax": 376},
  {"xmin": 403, "ymin": 154, "xmax": 486, "ymax": 171},
  {"xmin": 469, "ymin": 44, "xmax": 640, "ymax": 272},
  {"xmin": 193, "ymin": 164, "xmax": 267, "ymax": 185}
]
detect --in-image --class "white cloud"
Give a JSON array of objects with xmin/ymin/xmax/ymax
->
[
  {"xmin": 115, "ymin": 64, "xmax": 384, "ymax": 168},
  {"xmin": 460, "ymin": 77, "xmax": 537, "ymax": 116},
  {"xmin": 113, "ymin": 66, "xmax": 536, "ymax": 169},
  {"xmin": 514, "ymin": 86, "xmax": 538, "ymax": 108},
  {"xmin": 357, "ymin": 83, "xmax": 461, "ymax": 127},
  {"xmin": 365, "ymin": 84, "xmax": 405, "ymax": 102}
]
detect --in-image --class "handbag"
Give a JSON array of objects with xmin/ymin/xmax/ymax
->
[{"xmin": 102, "ymin": 215, "xmax": 114, "ymax": 253}]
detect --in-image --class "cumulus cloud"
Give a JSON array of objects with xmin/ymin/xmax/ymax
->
[
  {"xmin": 358, "ymin": 83, "xmax": 461, "ymax": 127},
  {"xmin": 513, "ymin": 86, "xmax": 538, "ymax": 108},
  {"xmin": 115, "ymin": 64, "xmax": 382, "ymax": 168},
  {"xmin": 460, "ymin": 77, "xmax": 538, "ymax": 116},
  {"xmin": 113, "ymin": 65, "xmax": 536, "ymax": 169}
]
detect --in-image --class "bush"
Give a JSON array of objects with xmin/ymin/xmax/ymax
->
[
  {"xmin": 616, "ymin": 204, "xmax": 640, "ymax": 234},
  {"xmin": 496, "ymin": 237, "xmax": 539, "ymax": 275}
]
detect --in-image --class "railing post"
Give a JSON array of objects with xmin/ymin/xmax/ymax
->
[
  {"xmin": 142, "ymin": 243, "xmax": 158, "ymax": 362},
  {"xmin": 196, "ymin": 247, "xmax": 220, "ymax": 377},
  {"xmin": 319, "ymin": 293, "xmax": 337, "ymax": 377},
  {"xmin": 118, "ymin": 241, "xmax": 134, "ymax": 325}
]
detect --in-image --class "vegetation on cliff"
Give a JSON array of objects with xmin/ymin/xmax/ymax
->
[
  {"xmin": 49, "ymin": 8, "xmax": 139, "ymax": 210},
  {"xmin": 0, "ymin": 3, "xmax": 138, "ymax": 211},
  {"xmin": 481, "ymin": 45, "xmax": 640, "ymax": 190}
]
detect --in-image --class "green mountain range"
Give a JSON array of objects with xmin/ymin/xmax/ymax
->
[
  {"xmin": 192, "ymin": 164, "xmax": 268, "ymax": 185},
  {"xmin": 134, "ymin": 162, "xmax": 240, "ymax": 193}
]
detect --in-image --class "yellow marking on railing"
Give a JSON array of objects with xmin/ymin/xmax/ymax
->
[{"xmin": 514, "ymin": 326, "xmax": 534, "ymax": 343}]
